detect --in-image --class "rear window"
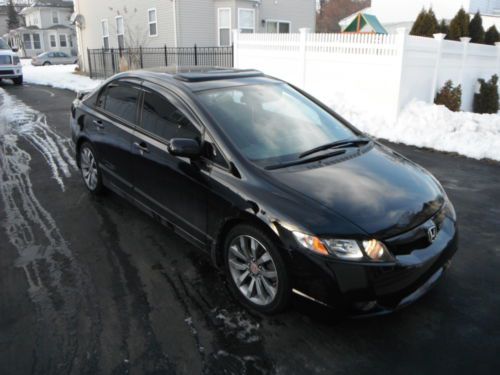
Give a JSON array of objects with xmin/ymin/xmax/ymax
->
[{"xmin": 0, "ymin": 55, "xmax": 12, "ymax": 65}]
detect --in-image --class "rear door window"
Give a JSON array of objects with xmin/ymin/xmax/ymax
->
[
  {"xmin": 140, "ymin": 91, "xmax": 200, "ymax": 141},
  {"xmin": 102, "ymin": 84, "xmax": 141, "ymax": 124}
]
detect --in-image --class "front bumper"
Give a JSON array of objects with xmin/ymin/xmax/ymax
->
[
  {"xmin": 288, "ymin": 214, "xmax": 458, "ymax": 315},
  {"xmin": 0, "ymin": 66, "xmax": 22, "ymax": 78}
]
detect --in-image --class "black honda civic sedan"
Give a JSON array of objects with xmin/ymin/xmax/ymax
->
[{"xmin": 70, "ymin": 67, "xmax": 457, "ymax": 315}]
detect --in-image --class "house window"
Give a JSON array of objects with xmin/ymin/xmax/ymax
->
[
  {"xmin": 218, "ymin": 8, "xmax": 231, "ymax": 46},
  {"xmin": 101, "ymin": 19, "xmax": 109, "ymax": 49},
  {"xmin": 148, "ymin": 8, "xmax": 157, "ymax": 37},
  {"xmin": 52, "ymin": 11, "xmax": 59, "ymax": 24},
  {"xmin": 116, "ymin": 16, "xmax": 124, "ymax": 49},
  {"xmin": 23, "ymin": 34, "xmax": 32, "ymax": 50},
  {"xmin": 69, "ymin": 36, "xmax": 73, "ymax": 48},
  {"xmin": 33, "ymin": 33, "xmax": 41, "ymax": 49},
  {"xmin": 59, "ymin": 34, "xmax": 67, "ymax": 47},
  {"xmin": 50, "ymin": 35, "xmax": 57, "ymax": 48},
  {"xmin": 238, "ymin": 8, "xmax": 255, "ymax": 33},
  {"xmin": 266, "ymin": 20, "xmax": 291, "ymax": 34}
]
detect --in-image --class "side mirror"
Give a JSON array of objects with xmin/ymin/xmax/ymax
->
[{"xmin": 168, "ymin": 138, "xmax": 201, "ymax": 158}]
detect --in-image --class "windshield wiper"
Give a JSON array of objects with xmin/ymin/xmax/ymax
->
[
  {"xmin": 299, "ymin": 138, "xmax": 371, "ymax": 159},
  {"xmin": 265, "ymin": 150, "xmax": 346, "ymax": 171}
]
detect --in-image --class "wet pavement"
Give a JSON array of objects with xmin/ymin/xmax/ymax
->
[{"xmin": 0, "ymin": 82, "xmax": 499, "ymax": 375}]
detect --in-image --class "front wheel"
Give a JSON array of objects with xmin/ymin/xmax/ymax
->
[
  {"xmin": 43, "ymin": 61, "xmax": 51, "ymax": 66},
  {"xmin": 13, "ymin": 76, "xmax": 23, "ymax": 85},
  {"xmin": 79, "ymin": 142, "xmax": 104, "ymax": 194},
  {"xmin": 224, "ymin": 224, "xmax": 291, "ymax": 314}
]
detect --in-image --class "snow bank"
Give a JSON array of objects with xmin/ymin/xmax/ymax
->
[
  {"xmin": 22, "ymin": 60, "xmax": 102, "ymax": 92},
  {"xmin": 330, "ymin": 96, "xmax": 500, "ymax": 162}
]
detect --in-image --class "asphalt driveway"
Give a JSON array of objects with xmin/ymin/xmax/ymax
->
[{"xmin": 0, "ymin": 82, "xmax": 499, "ymax": 375}]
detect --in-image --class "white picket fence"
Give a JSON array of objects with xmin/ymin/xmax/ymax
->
[{"xmin": 233, "ymin": 29, "xmax": 500, "ymax": 120}]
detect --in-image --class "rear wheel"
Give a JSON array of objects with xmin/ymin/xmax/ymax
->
[
  {"xmin": 43, "ymin": 61, "xmax": 51, "ymax": 66},
  {"xmin": 13, "ymin": 76, "xmax": 23, "ymax": 85},
  {"xmin": 224, "ymin": 224, "xmax": 291, "ymax": 314},
  {"xmin": 79, "ymin": 142, "xmax": 103, "ymax": 194}
]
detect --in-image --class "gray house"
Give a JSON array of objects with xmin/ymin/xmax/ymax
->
[
  {"xmin": 6, "ymin": 0, "xmax": 75, "ymax": 57},
  {"xmin": 73, "ymin": 0, "xmax": 316, "ymax": 72}
]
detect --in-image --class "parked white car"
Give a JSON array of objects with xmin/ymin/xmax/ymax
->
[
  {"xmin": 0, "ymin": 38, "xmax": 23, "ymax": 85},
  {"xmin": 32, "ymin": 51, "xmax": 78, "ymax": 66}
]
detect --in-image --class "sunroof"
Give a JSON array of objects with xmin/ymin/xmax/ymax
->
[{"xmin": 173, "ymin": 69, "xmax": 263, "ymax": 82}]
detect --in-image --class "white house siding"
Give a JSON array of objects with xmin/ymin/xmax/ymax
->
[
  {"xmin": 75, "ymin": 0, "xmax": 176, "ymax": 72},
  {"xmin": 258, "ymin": 0, "xmax": 316, "ymax": 32},
  {"xmin": 75, "ymin": 0, "xmax": 317, "ymax": 71},
  {"xmin": 177, "ymin": 0, "xmax": 216, "ymax": 46}
]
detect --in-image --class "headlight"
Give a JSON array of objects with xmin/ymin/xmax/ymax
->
[
  {"xmin": 322, "ymin": 239, "xmax": 363, "ymax": 259},
  {"xmin": 293, "ymin": 232, "xmax": 393, "ymax": 261}
]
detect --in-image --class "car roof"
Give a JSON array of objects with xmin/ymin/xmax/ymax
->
[{"xmin": 116, "ymin": 66, "xmax": 282, "ymax": 92}]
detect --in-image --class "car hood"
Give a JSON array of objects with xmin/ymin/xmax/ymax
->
[{"xmin": 267, "ymin": 144, "xmax": 445, "ymax": 238}]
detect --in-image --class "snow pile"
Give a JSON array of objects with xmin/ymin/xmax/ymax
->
[
  {"xmin": 22, "ymin": 60, "xmax": 102, "ymax": 92},
  {"xmin": 330, "ymin": 98, "xmax": 500, "ymax": 162}
]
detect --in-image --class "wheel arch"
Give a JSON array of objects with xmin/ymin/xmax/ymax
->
[{"xmin": 211, "ymin": 212, "xmax": 289, "ymax": 270}]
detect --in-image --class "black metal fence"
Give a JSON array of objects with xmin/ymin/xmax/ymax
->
[{"xmin": 87, "ymin": 45, "xmax": 234, "ymax": 79}]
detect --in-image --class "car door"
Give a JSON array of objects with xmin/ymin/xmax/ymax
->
[
  {"xmin": 131, "ymin": 83, "xmax": 209, "ymax": 246},
  {"xmin": 59, "ymin": 52, "xmax": 73, "ymax": 64},
  {"xmin": 89, "ymin": 79, "xmax": 141, "ymax": 195},
  {"xmin": 47, "ymin": 52, "xmax": 56, "ymax": 64}
]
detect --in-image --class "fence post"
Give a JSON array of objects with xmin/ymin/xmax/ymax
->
[
  {"xmin": 164, "ymin": 45, "xmax": 168, "ymax": 66},
  {"xmin": 430, "ymin": 33, "xmax": 446, "ymax": 103},
  {"xmin": 140, "ymin": 46, "xmax": 144, "ymax": 68},
  {"xmin": 102, "ymin": 48, "xmax": 106, "ymax": 75},
  {"xmin": 231, "ymin": 43, "xmax": 234, "ymax": 67},
  {"xmin": 299, "ymin": 28, "xmax": 310, "ymax": 88},
  {"xmin": 394, "ymin": 28, "xmax": 407, "ymax": 121},
  {"xmin": 87, "ymin": 48, "xmax": 92, "ymax": 78},
  {"xmin": 459, "ymin": 37, "xmax": 471, "ymax": 83},
  {"xmin": 194, "ymin": 44, "xmax": 198, "ymax": 66},
  {"xmin": 232, "ymin": 29, "xmax": 239, "ymax": 67},
  {"xmin": 110, "ymin": 48, "xmax": 115, "ymax": 74},
  {"xmin": 459, "ymin": 37, "xmax": 471, "ymax": 110}
]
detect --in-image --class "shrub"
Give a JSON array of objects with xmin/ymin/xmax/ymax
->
[
  {"xmin": 484, "ymin": 25, "xmax": 500, "ymax": 45},
  {"xmin": 469, "ymin": 11, "xmax": 485, "ymax": 43},
  {"xmin": 448, "ymin": 8, "xmax": 470, "ymax": 40},
  {"xmin": 435, "ymin": 81, "xmax": 462, "ymax": 112},
  {"xmin": 410, "ymin": 8, "xmax": 439, "ymax": 37},
  {"xmin": 438, "ymin": 19, "xmax": 449, "ymax": 36},
  {"xmin": 474, "ymin": 75, "xmax": 499, "ymax": 114}
]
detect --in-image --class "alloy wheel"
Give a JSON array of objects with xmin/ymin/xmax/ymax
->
[
  {"xmin": 80, "ymin": 147, "xmax": 98, "ymax": 191},
  {"xmin": 228, "ymin": 235, "xmax": 279, "ymax": 306}
]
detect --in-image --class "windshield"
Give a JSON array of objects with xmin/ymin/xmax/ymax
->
[{"xmin": 197, "ymin": 83, "xmax": 358, "ymax": 166}]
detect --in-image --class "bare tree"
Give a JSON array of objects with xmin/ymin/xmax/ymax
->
[{"xmin": 110, "ymin": 6, "xmax": 149, "ymax": 71}]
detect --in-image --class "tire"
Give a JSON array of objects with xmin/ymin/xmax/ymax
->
[
  {"xmin": 43, "ymin": 61, "xmax": 51, "ymax": 66},
  {"xmin": 224, "ymin": 224, "xmax": 291, "ymax": 314},
  {"xmin": 13, "ymin": 76, "xmax": 23, "ymax": 85},
  {"xmin": 79, "ymin": 142, "xmax": 104, "ymax": 195}
]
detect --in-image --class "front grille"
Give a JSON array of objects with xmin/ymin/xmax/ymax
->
[
  {"xmin": 384, "ymin": 207, "xmax": 446, "ymax": 256},
  {"xmin": 0, "ymin": 70, "xmax": 15, "ymax": 75}
]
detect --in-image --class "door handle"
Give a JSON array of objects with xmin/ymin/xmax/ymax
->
[
  {"xmin": 133, "ymin": 141, "xmax": 150, "ymax": 154},
  {"xmin": 92, "ymin": 119, "xmax": 104, "ymax": 129}
]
